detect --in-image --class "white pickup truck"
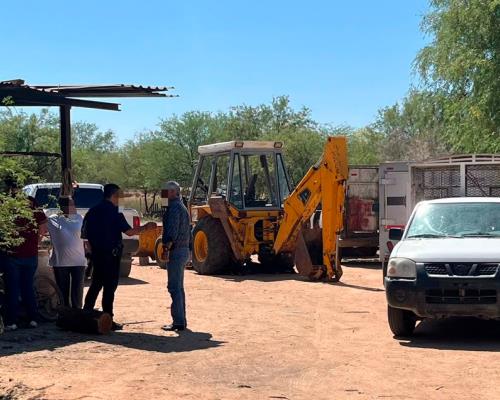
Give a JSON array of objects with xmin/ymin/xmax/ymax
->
[{"xmin": 23, "ymin": 183, "xmax": 141, "ymax": 278}]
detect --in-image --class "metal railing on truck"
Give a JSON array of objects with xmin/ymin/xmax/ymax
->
[
  {"xmin": 380, "ymin": 154, "xmax": 500, "ymax": 264},
  {"xmin": 411, "ymin": 155, "xmax": 500, "ymax": 204}
]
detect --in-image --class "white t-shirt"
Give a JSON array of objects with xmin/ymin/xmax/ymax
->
[{"xmin": 47, "ymin": 214, "xmax": 87, "ymax": 267}]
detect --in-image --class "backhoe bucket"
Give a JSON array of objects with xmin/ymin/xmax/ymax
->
[{"xmin": 294, "ymin": 229, "xmax": 325, "ymax": 280}]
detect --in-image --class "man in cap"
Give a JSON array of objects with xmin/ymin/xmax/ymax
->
[{"xmin": 161, "ymin": 181, "xmax": 192, "ymax": 331}]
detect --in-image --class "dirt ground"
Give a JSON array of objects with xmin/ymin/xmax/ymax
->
[{"xmin": 2, "ymin": 259, "xmax": 500, "ymax": 400}]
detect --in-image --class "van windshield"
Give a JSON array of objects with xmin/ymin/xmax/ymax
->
[
  {"xmin": 407, "ymin": 202, "xmax": 500, "ymax": 238},
  {"xmin": 34, "ymin": 187, "xmax": 103, "ymax": 209}
]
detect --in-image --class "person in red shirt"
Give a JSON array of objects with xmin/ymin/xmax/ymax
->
[{"xmin": 3, "ymin": 187, "xmax": 47, "ymax": 331}]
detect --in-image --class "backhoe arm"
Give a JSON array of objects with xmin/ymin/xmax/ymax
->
[{"xmin": 273, "ymin": 137, "xmax": 348, "ymax": 280}]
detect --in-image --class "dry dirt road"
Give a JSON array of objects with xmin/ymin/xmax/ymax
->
[{"xmin": 1, "ymin": 259, "xmax": 500, "ymax": 400}]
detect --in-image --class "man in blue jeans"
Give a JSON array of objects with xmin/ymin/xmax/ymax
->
[
  {"xmin": 161, "ymin": 181, "xmax": 192, "ymax": 332},
  {"xmin": 4, "ymin": 194, "xmax": 47, "ymax": 331}
]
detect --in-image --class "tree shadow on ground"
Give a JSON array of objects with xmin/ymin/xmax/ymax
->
[
  {"xmin": 398, "ymin": 317, "xmax": 500, "ymax": 351},
  {"xmin": 0, "ymin": 324, "xmax": 223, "ymax": 356}
]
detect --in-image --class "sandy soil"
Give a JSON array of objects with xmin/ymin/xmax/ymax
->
[{"xmin": 1, "ymin": 259, "xmax": 500, "ymax": 400}]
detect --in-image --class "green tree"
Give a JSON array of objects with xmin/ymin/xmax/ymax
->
[
  {"xmin": 0, "ymin": 109, "xmax": 124, "ymax": 184},
  {"xmin": 71, "ymin": 122, "xmax": 123, "ymax": 184},
  {"xmin": 416, "ymin": 0, "xmax": 500, "ymax": 152},
  {"xmin": 0, "ymin": 109, "xmax": 60, "ymax": 180},
  {"xmin": 346, "ymin": 127, "xmax": 384, "ymax": 165},
  {"xmin": 120, "ymin": 133, "xmax": 183, "ymax": 212},
  {"xmin": 373, "ymin": 90, "xmax": 450, "ymax": 161},
  {"xmin": 0, "ymin": 159, "xmax": 35, "ymax": 250},
  {"xmin": 157, "ymin": 111, "xmax": 219, "ymax": 179}
]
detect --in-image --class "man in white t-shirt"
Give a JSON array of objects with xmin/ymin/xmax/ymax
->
[{"xmin": 47, "ymin": 197, "xmax": 87, "ymax": 308}]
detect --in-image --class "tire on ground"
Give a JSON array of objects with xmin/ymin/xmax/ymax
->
[
  {"xmin": 387, "ymin": 305, "xmax": 416, "ymax": 337},
  {"xmin": 120, "ymin": 254, "xmax": 132, "ymax": 278},
  {"xmin": 34, "ymin": 275, "xmax": 63, "ymax": 321},
  {"xmin": 154, "ymin": 237, "xmax": 168, "ymax": 270},
  {"xmin": 138, "ymin": 256, "xmax": 150, "ymax": 266},
  {"xmin": 192, "ymin": 217, "xmax": 232, "ymax": 275}
]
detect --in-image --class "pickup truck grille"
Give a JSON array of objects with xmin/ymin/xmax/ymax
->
[
  {"xmin": 424, "ymin": 263, "xmax": 499, "ymax": 276},
  {"xmin": 425, "ymin": 289, "xmax": 497, "ymax": 304}
]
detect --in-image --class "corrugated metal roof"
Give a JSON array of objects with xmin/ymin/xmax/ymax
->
[
  {"xmin": 1, "ymin": 80, "xmax": 176, "ymax": 98},
  {"xmin": 0, "ymin": 79, "xmax": 177, "ymax": 110},
  {"xmin": 34, "ymin": 84, "xmax": 176, "ymax": 98}
]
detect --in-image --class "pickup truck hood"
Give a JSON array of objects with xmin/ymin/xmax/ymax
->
[
  {"xmin": 393, "ymin": 238, "xmax": 500, "ymax": 263},
  {"xmin": 44, "ymin": 207, "xmax": 140, "ymax": 241},
  {"xmin": 44, "ymin": 207, "xmax": 89, "ymax": 217}
]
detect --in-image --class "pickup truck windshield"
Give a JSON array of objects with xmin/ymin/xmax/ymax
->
[
  {"xmin": 407, "ymin": 202, "xmax": 500, "ymax": 238},
  {"xmin": 34, "ymin": 187, "xmax": 103, "ymax": 209}
]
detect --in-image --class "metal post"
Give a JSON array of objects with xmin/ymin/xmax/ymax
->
[
  {"xmin": 60, "ymin": 105, "xmax": 73, "ymax": 196},
  {"xmin": 460, "ymin": 163, "xmax": 466, "ymax": 197}
]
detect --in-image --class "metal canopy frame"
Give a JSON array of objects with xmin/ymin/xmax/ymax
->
[{"xmin": 0, "ymin": 79, "xmax": 175, "ymax": 195}]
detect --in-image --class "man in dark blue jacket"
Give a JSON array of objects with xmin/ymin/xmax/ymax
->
[
  {"xmin": 161, "ymin": 181, "xmax": 192, "ymax": 331},
  {"xmin": 82, "ymin": 184, "xmax": 156, "ymax": 322}
]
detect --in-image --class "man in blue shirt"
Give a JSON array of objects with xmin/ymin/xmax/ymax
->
[
  {"xmin": 82, "ymin": 184, "xmax": 155, "ymax": 323},
  {"xmin": 161, "ymin": 181, "xmax": 192, "ymax": 331}
]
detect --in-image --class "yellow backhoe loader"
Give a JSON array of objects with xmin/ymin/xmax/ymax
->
[{"xmin": 189, "ymin": 137, "xmax": 348, "ymax": 280}]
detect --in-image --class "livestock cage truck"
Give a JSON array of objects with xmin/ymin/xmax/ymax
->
[{"xmin": 379, "ymin": 154, "xmax": 500, "ymax": 269}]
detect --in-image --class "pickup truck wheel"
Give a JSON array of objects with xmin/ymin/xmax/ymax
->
[
  {"xmin": 154, "ymin": 238, "xmax": 168, "ymax": 269},
  {"xmin": 192, "ymin": 217, "xmax": 232, "ymax": 275},
  {"xmin": 387, "ymin": 305, "xmax": 416, "ymax": 337},
  {"xmin": 120, "ymin": 255, "xmax": 132, "ymax": 278}
]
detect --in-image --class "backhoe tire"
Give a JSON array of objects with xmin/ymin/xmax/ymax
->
[
  {"xmin": 387, "ymin": 305, "xmax": 416, "ymax": 337},
  {"xmin": 192, "ymin": 217, "xmax": 232, "ymax": 275},
  {"xmin": 119, "ymin": 254, "xmax": 132, "ymax": 278},
  {"xmin": 154, "ymin": 237, "xmax": 168, "ymax": 270},
  {"xmin": 138, "ymin": 256, "xmax": 150, "ymax": 266}
]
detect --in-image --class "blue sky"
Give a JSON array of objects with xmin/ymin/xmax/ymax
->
[{"xmin": 1, "ymin": 0, "xmax": 429, "ymax": 142}]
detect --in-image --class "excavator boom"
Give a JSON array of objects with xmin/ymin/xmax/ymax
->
[{"xmin": 273, "ymin": 137, "xmax": 348, "ymax": 280}]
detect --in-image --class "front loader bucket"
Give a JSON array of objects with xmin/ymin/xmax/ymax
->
[{"xmin": 295, "ymin": 230, "xmax": 325, "ymax": 280}]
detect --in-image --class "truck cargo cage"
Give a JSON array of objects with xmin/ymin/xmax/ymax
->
[
  {"xmin": 379, "ymin": 154, "xmax": 500, "ymax": 263},
  {"xmin": 465, "ymin": 165, "xmax": 500, "ymax": 197},
  {"xmin": 411, "ymin": 155, "xmax": 500, "ymax": 204},
  {"xmin": 412, "ymin": 166, "xmax": 461, "ymax": 203}
]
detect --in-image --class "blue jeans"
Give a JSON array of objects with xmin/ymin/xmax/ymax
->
[
  {"xmin": 167, "ymin": 248, "xmax": 189, "ymax": 327},
  {"xmin": 3, "ymin": 256, "xmax": 38, "ymax": 325}
]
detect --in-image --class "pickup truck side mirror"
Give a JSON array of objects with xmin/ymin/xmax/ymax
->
[{"xmin": 389, "ymin": 228, "xmax": 404, "ymax": 241}]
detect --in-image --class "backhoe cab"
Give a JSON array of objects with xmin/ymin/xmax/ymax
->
[{"xmin": 188, "ymin": 137, "xmax": 348, "ymax": 280}]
